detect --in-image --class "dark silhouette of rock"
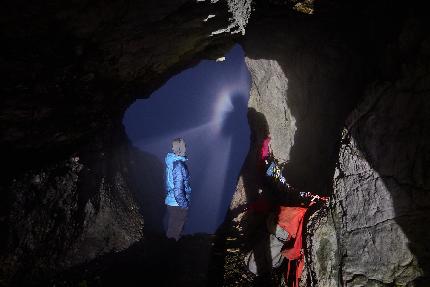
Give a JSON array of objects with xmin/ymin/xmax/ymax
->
[{"xmin": 128, "ymin": 148, "xmax": 165, "ymax": 234}]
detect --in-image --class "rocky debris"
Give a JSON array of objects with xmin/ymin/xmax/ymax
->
[{"xmin": 213, "ymin": 233, "xmax": 284, "ymax": 287}]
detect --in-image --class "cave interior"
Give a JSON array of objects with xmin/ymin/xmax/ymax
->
[{"xmin": 1, "ymin": 0, "xmax": 429, "ymax": 286}]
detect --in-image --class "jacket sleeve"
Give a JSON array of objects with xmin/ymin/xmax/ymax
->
[
  {"xmin": 184, "ymin": 170, "xmax": 191, "ymax": 202},
  {"xmin": 172, "ymin": 161, "xmax": 189, "ymax": 208}
]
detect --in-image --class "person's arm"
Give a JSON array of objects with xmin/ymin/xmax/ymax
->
[
  {"xmin": 261, "ymin": 136, "xmax": 271, "ymax": 160},
  {"xmin": 172, "ymin": 161, "xmax": 189, "ymax": 208},
  {"xmin": 184, "ymin": 167, "xmax": 191, "ymax": 202}
]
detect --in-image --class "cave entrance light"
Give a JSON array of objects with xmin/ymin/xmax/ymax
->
[{"xmin": 123, "ymin": 44, "xmax": 251, "ymax": 234}]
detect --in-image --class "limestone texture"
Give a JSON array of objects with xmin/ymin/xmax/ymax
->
[
  {"xmin": 228, "ymin": 1, "xmax": 430, "ymax": 286},
  {"xmin": 330, "ymin": 64, "xmax": 430, "ymax": 285},
  {"xmin": 305, "ymin": 9, "xmax": 430, "ymax": 286}
]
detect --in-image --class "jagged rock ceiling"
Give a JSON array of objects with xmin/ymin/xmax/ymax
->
[{"xmin": 1, "ymin": 0, "xmax": 249, "ymax": 174}]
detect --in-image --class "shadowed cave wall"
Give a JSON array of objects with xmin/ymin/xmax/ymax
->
[
  {"xmin": 225, "ymin": 1, "xmax": 430, "ymax": 286},
  {"xmin": 1, "ymin": 0, "xmax": 246, "ymax": 284},
  {"xmin": 1, "ymin": 0, "xmax": 429, "ymax": 286}
]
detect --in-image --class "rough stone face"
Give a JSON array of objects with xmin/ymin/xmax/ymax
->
[
  {"xmin": 71, "ymin": 171, "xmax": 143, "ymax": 266},
  {"xmin": 229, "ymin": 1, "xmax": 366, "ymax": 231},
  {"xmin": 228, "ymin": 58, "xmax": 295, "ymax": 226},
  {"xmin": 228, "ymin": 2, "xmax": 430, "ymax": 286},
  {"xmin": 305, "ymin": 208, "xmax": 339, "ymax": 287},
  {"xmin": 226, "ymin": 0, "xmax": 253, "ymax": 35},
  {"xmin": 0, "ymin": 127, "xmax": 144, "ymax": 284},
  {"xmin": 306, "ymin": 11, "xmax": 430, "ymax": 285},
  {"xmin": 0, "ymin": 0, "xmax": 250, "ymax": 284},
  {"xmin": 240, "ymin": 9, "xmax": 366, "ymax": 195},
  {"xmin": 0, "ymin": 0, "xmax": 240, "ymax": 172},
  {"xmin": 2, "ymin": 0, "xmax": 430, "ymax": 286},
  {"xmin": 246, "ymin": 58, "xmax": 295, "ymax": 162},
  {"xmin": 330, "ymin": 81, "xmax": 430, "ymax": 285}
]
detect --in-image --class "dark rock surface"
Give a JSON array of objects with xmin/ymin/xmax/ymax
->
[
  {"xmin": 0, "ymin": 126, "xmax": 144, "ymax": 285},
  {"xmin": 1, "ymin": 0, "xmax": 240, "ymax": 171},
  {"xmin": 47, "ymin": 233, "xmax": 217, "ymax": 287},
  {"xmin": 1, "ymin": 0, "xmax": 430, "ymax": 286},
  {"xmin": 305, "ymin": 6, "xmax": 430, "ymax": 286},
  {"xmin": 127, "ymin": 148, "xmax": 166, "ymax": 234},
  {"xmin": 228, "ymin": 1, "xmax": 430, "ymax": 286},
  {"xmin": 1, "ymin": 0, "xmax": 247, "ymax": 284}
]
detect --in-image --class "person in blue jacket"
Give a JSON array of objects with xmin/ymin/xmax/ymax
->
[{"xmin": 165, "ymin": 138, "xmax": 191, "ymax": 240}]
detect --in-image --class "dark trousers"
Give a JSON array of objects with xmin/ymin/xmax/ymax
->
[{"xmin": 166, "ymin": 205, "xmax": 188, "ymax": 240}]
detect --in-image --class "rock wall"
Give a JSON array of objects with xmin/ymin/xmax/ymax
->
[
  {"xmin": 304, "ymin": 208, "xmax": 339, "ymax": 287},
  {"xmin": 0, "ymin": 126, "xmax": 144, "ymax": 285},
  {"xmin": 228, "ymin": 1, "xmax": 430, "ymax": 286},
  {"xmin": 246, "ymin": 59, "xmax": 295, "ymax": 162},
  {"xmin": 230, "ymin": 1, "xmax": 365, "ymax": 228},
  {"xmin": 2, "ymin": 0, "xmax": 430, "ymax": 286},
  {"xmin": 0, "ymin": 0, "xmax": 251, "ymax": 284},
  {"xmin": 226, "ymin": 4, "xmax": 367, "ymax": 286},
  {"xmin": 305, "ymin": 7, "xmax": 430, "ymax": 287},
  {"xmin": 307, "ymin": 40, "xmax": 430, "ymax": 287},
  {"xmin": 0, "ymin": 0, "xmax": 240, "ymax": 172}
]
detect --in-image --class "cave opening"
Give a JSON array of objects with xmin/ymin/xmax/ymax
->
[{"xmin": 123, "ymin": 44, "xmax": 251, "ymax": 235}]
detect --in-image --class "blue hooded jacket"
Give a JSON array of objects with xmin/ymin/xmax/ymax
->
[{"xmin": 165, "ymin": 152, "xmax": 191, "ymax": 208}]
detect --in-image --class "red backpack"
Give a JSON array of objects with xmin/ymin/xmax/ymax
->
[{"xmin": 278, "ymin": 206, "xmax": 308, "ymax": 287}]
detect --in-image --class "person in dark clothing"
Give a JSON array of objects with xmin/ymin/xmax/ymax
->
[{"xmin": 164, "ymin": 138, "xmax": 191, "ymax": 240}]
